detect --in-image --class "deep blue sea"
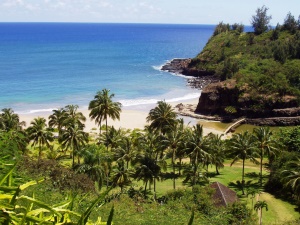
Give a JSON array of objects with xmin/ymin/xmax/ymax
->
[{"xmin": 0, "ymin": 23, "xmax": 215, "ymax": 114}]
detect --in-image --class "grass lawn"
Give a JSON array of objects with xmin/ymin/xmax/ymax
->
[{"xmin": 207, "ymin": 159, "xmax": 300, "ymax": 224}]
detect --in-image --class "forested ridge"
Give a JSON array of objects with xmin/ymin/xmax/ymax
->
[{"xmin": 189, "ymin": 7, "xmax": 300, "ymax": 117}]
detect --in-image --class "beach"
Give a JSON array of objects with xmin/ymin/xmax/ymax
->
[{"xmin": 19, "ymin": 98, "xmax": 224, "ymax": 136}]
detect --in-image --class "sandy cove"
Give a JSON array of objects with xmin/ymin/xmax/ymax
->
[{"xmin": 19, "ymin": 99, "xmax": 224, "ymax": 136}]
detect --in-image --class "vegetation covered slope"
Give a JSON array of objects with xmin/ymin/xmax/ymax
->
[{"xmin": 190, "ymin": 10, "xmax": 300, "ymax": 118}]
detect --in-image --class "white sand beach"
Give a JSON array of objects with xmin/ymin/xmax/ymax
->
[{"xmin": 19, "ymin": 98, "xmax": 224, "ymax": 136}]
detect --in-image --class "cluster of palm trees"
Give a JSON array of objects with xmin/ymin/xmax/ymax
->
[{"xmin": 1, "ymin": 90, "xmax": 300, "ymax": 201}]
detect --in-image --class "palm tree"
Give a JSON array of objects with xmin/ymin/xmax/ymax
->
[
  {"xmin": 114, "ymin": 136, "xmax": 136, "ymax": 169},
  {"xmin": 254, "ymin": 200, "xmax": 268, "ymax": 225},
  {"xmin": 89, "ymin": 89, "xmax": 122, "ymax": 135},
  {"xmin": 138, "ymin": 127, "xmax": 166, "ymax": 199},
  {"xmin": 99, "ymin": 126, "xmax": 123, "ymax": 150},
  {"xmin": 26, "ymin": 117, "xmax": 54, "ymax": 161},
  {"xmin": 161, "ymin": 119, "xmax": 184, "ymax": 189},
  {"xmin": 77, "ymin": 144, "xmax": 106, "ymax": 189},
  {"xmin": 281, "ymin": 158, "xmax": 300, "ymax": 199},
  {"xmin": 206, "ymin": 133, "xmax": 225, "ymax": 175},
  {"xmin": 186, "ymin": 124, "xmax": 210, "ymax": 185},
  {"xmin": 63, "ymin": 105, "xmax": 86, "ymax": 129},
  {"xmin": 253, "ymin": 127, "xmax": 278, "ymax": 187},
  {"xmin": 60, "ymin": 124, "xmax": 89, "ymax": 167},
  {"xmin": 228, "ymin": 131, "xmax": 259, "ymax": 195},
  {"xmin": 89, "ymin": 91, "xmax": 105, "ymax": 134},
  {"xmin": 0, "ymin": 129, "xmax": 28, "ymax": 158},
  {"xmin": 133, "ymin": 154, "xmax": 160, "ymax": 197},
  {"xmin": 111, "ymin": 164, "xmax": 132, "ymax": 192},
  {"xmin": 48, "ymin": 108, "xmax": 67, "ymax": 135},
  {"xmin": 0, "ymin": 108, "xmax": 25, "ymax": 131},
  {"xmin": 146, "ymin": 101, "xmax": 177, "ymax": 134}
]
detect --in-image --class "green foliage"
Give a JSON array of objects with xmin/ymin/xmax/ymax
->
[
  {"xmin": 213, "ymin": 22, "xmax": 230, "ymax": 36},
  {"xmin": 283, "ymin": 12, "xmax": 298, "ymax": 34},
  {"xmin": 189, "ymin": 9, "xmax": 300, "ymax": 111},
  {"xmin": 276, "ymin": 126, "xmax": 300, "ymax": 152},
  {"xmin": 251, "ymin": 5, "xmax": 272, "ymax": 35},
  {"xmin": 0, "ymin": 162, "xmax": 113, "ymax": 224}
]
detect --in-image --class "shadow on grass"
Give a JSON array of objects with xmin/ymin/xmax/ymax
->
[
  {"xmin": 206, "ymin": 172, "xmax": 220, "ymax": 178},
  {"xmin": 228, "ymin": 180, "xmax": 263, "ymax": 196}
]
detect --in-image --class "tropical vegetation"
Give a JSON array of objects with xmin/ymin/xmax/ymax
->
[{"xmin": 0, "ymin": 90, "xmax": 299, "ymax": 224}]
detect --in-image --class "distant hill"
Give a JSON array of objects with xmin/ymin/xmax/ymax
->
[{"xmin": 186, "ymin": 23, "xmax": 300, "ymax": 124}]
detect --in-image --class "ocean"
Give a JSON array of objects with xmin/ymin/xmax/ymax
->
[{"xmin": 0, "ymin": 23, "xmax": 215, "ymax": 114}]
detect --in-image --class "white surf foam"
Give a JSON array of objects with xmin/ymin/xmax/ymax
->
[{"xmin": 119, "ymin": 92, "xmax": 200, "ymax": 107}]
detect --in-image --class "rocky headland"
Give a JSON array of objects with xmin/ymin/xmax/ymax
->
[{"xmin": 162, "ymin": 59, "xmax": 300, "ymax": 126}]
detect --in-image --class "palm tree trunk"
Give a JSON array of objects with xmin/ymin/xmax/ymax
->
[
  {"xmin": 72, "ymin": 148, "xmax": 75, "ymax": 168},
  {"xmin": 242, "ymin": 158, "xmax": 245, "ymax": 195},
  {"xmin": 260, "ymin": 209, "xmax": 262, "ymax": 225},
  {"xmin": 179, "ymin": 158, "xmax": 182, "ymax": 175},
  {"xmin": 172, "ymin": 149, "xmax": 176, "ymax": 189},
  {"xmin": 105, "ymin": 118, "xmax": 108, "ymax": 150},
  {"xmin": 216, "ymin": 165, "xmax": 219, "ymax": 175},
  {"xmin": 106, "ymin": 174, "xmax": 109, "ymax": 189},
  {"xmin": 144, "ymin": 180, "xmax": 148, "ymax": 197},
  {"xmin": 153, "ymin": 178, "xmax": 156, "ymax": 200},
  {"xmin": 99, "ymin": 120, "xmax": 102, "ymax": 135},
  {"xmin": 260, "ymin": 148, "xmax": 263, "ymax": 187}
]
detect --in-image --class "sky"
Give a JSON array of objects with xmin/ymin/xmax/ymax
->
[{"xmin": 0, "ymin": 0, "xmax": 299, "ymax": 25}]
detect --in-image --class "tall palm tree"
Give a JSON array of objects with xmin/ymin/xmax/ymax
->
[
  {"xmin": 253, "ymin": 127, "xmax": 278, "ymax": 187},
  {"xmin": 206, "ymin": 133, "xmax": 225, "ymax": 175},
  {"xmin": 161, "ymin": 119, "xmax": 185, "ymax": 189},
  {"xmin": 48, "ymin": 108, "xmax": 67, "ymax": 135},
  {"xmin": 138, "ymin": 127, "xmax": 166, "ymax": 199},
  {"xmin": 228, "ymin": 131, "xmax": 259, "ymax": 195},
  {"xmin": 26, "ymin": 117, "xmax": 54, "ymax": 161},
  {"xmin": 89, "ymin": 89, "xmax": 122, "ymax": 135},
  {"xmin": 60, "ymin": 124, "xmax": 89, "ymax": 167},
  {"xmin": 0, "ymin": 108, "xmax": 25, "ymax": 131},
  {"xmin": 133, "ymin": 154, "xmax": 160, "ymax": 197},
  {"xmin": 281, "ymin": 158, "xmax": 300, "ymax": 199},
  {"xmin": 186, "ymin": 124, "xmax": 210, "ymax": 185},
  {"xmin": 146, "ymin": 101, "xmax": 177, "ymax": 134},
  {"xmin": 254, "ymin": 200, "xmax": 268, "ymax": 225}
]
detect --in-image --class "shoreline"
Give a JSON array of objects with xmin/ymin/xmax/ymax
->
[{"xmin": 19, "ymin": 98, "xmax": 224, "ymax": 136}]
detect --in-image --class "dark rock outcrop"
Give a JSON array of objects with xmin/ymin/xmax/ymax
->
[
  {"xmin": 161, "ymin": 58, "xmax": 219, "ymax": 90},
  {"xmin": 196, "ymin": 79, "xmax": 239, "ymax": 116}
]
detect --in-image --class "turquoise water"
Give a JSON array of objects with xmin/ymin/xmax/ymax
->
[{"xmin": 0, "ymin": 23, "xmax": 215, "ymax": 114}]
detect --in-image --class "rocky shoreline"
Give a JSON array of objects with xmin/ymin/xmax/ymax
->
[
  {"xmin": 161, "ymin": 58, "xmax": 219, "ymax": 90},
  {"xmin": 162, "ymin": 59, "xmax": 300, "ymax": 127}
]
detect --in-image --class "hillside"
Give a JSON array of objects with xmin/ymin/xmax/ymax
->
[{"xmin": 180, "ymin": 25, "xmax": 300, "ymax": 123}]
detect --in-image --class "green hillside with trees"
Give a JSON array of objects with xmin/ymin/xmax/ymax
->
[{"xmin": 189, "ymin": 6, "xmax": 300, "ymax": 115}]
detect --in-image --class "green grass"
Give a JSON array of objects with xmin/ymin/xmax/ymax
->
[{"xmin": 207, "ymin": 160, "xmax": 299, "ymax": 224}]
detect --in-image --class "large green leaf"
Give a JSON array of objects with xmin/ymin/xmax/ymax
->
[
  {"xmin": 0, "ymin": 186, "xmax": 18, "ymax": 192},
  {"xmin": 0, "ymin": 163, "xmax": 16, "ymax": 186},
  {"xmin": 0, "ymin": 194, "xmax": 13, "ymax": 200},
  {"xmin": 17, "ymin": 196, "xmax": 62, "ymax": 218},
  {"xmin": 77, "ymin": 188, "xmax": 111, "ymax": 225},
  {"xmin": 19, "ymin": 179, "xmax": 44, "ymax": 191}
]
